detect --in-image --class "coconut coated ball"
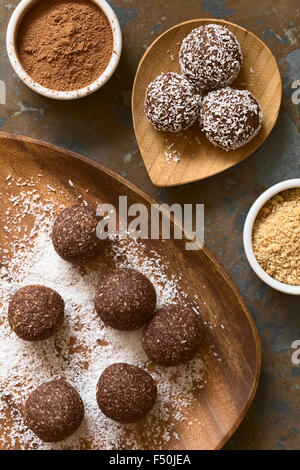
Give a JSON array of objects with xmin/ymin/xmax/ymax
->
[
  {"xmin": 52, "ymin": 204, "xmax": 102, "ymax": 265},
  {"xmin": 8, "ymin": 285, "xmax": 64, "ymax": 341},
  {"xmin": 145, "ymin": 72, "xmax": 201, "ymax": 132},
  {"xmin": 142, "ymin": 305, "xmax": 205, "ymax": 366},
  {"xmin": 96, "ymin": 363, "xmax": 157, "ymax": 423},
  {"xmin": 25, "ymin": 379, "xmax": 84, "ymax": 442},
  {"xmin": 179, "ymin": 24, "xmax": 243, "ymax": 91},
  {"xmin": 200, "ymin": 87, "xmax": 263, "ymax": 151},
  {"xmin": 94, "ymin": 268, "xmax": 156, "ymax": 330}
]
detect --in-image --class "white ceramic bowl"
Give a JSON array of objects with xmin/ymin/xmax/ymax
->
[
  {"xmin": 6, "ymin": 0, "xmax": 122, "ymax": 100},
  {"xmin": 243, "ymin": 179, "xmax": 300, "ymax": 295}
]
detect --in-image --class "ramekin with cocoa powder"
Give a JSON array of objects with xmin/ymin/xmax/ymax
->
[{"xmin": 6, "ymin": 0, "xmax": 122, "ymax": 100}]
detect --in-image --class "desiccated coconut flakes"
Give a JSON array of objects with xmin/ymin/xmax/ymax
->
[{"xmin": 0, "ymin": 179, "xmax": 207, "ymax": 450}]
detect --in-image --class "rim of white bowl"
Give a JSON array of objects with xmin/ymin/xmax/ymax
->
[
  {"xmin": 6, "ymin": 0, "xmax": 122, "ymax": 100},
  {"xmin": 243, "ymin": 179, "xmax": 300, "ymax": 295}
]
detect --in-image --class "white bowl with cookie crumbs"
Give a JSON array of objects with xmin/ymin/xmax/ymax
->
[{"xmin": 244, "ymin": 179, "xmax": 300, "ymax": 295}]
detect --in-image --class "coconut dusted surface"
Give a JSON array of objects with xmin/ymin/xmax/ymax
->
[
  {"xmin": 179, "ymin": 24, "xmax": 242, "ymax": 91},
  {"xmin": 8, "ymin": 285, "xmax": 64, "ymax": 342},
  {"xmin": 144, "ymin": 72, "xmax": 201, "ymax": 132},
  {"xmin": 52, "ymin": 204, "xmax": 102, "ymax": 265},
  {"xmin": 96, "ymin": 363, "xmax": 157, "ymax": 423},
  {"xmin": 142, "ymin": 305, "xmax": 205, "ymax": 366},
  {"xmin": 94, "ymin": 268, "xmax": 156, "ymax": 330},
  {"xmin": 25, "ymin": 379, "xmax": 84, "ymax": 442},
  {"xmin": 200, "ymin": 87, "xmax": 263, "ymax": 151},
  {"xmin": 0, "ymin": 174, "xmax": 210, "ymax": 450}
]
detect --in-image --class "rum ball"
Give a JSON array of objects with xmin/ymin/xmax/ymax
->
[
  {"xmin": 200, "ymin": 87, "xmax": 263, "ymax": 151},
  {"xmin": 145, "ymin": 72, "xmax": 201, "ymax": 132},
  {"xmin": 96, "ymin": 363, "xmax": 157, "ymax": 423},
  {"xmin": 52, "ymin": 204, "xmax": 102, "ymax": 265},
  {"xmin": 179, "ymin": 24, "xmax": 243, "ymax": 91},
  {"xmin": 94, "ymin": 268, "xmax": 156, "ymax": 330},
  {"xmin": 8, "ymin": 285, "xmax": 64, "ymax": 341},
  {"xmin": 142, "ymin": 305, "xmax": 205, "ymax": 366},
  {"xmin": 25, "ymin": 379, "xmax": 84, "ymax": 442}
]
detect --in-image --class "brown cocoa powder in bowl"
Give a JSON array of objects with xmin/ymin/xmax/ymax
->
[{"xmin": 17, "ymin": 0, "xmax": 114, "ymax": 92}]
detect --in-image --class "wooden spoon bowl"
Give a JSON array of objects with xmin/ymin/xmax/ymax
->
[{"xmin": 132, "ymin": 19, "xmax": 282, "ymax": 187}]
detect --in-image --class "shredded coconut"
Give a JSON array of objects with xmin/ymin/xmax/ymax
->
[
  {"xmin": 200, "ymin": 87, "xmax": 263, "ymax": 151},
  {"xmin": 0, "ymin": 177, "xmax": 209, "ymax": 450},
  {"xmin": 179, "ymin": 24, "xmax": 243, "ymax": 91},
  {"xmin": 145, "ymin": 72, "xmax": 201, "ymax": 133}
]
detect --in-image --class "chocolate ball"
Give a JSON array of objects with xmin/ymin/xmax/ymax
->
[
  {"xmin": 25, "ymin": 379, "xmax": 84, "ymax": 442},
  {"xmin": 94, "ymin": 268, "xmax": 156, "ymax": 330},
  {"xmin": 8, "ymin": 285, "xmax": 64, "ymax": 341},
  {"xmin": 96, "ymin": 363, "xmax": 157, "ymax": 423},
  {"xmin": 52, "ymin": 204, "xmax": 102, "ymax": 265},
  {"xmin": 142, "ymin": 305, "xmax": 205, "ymax": 366},
  {"xmin": 200, "ymin": 87, "xmax": 263, "ymax": 151},
  {"xmin": 179, "ymin": 24, "xmax": 243, "ymax": 91},
  {"xmin": 145, "ymin": 72, "xmax": 201, "ymax": 132}
]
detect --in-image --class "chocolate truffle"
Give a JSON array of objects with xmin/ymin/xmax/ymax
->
[
  {"xmin": 200, "ymin": 87, "xmax": 263, "ymax": 151},
  {"xmin": 8, "ymin": 285, "xmax": 64, "ymax": 341},
  {"xmin": 94, "ymin": 268, "xmax": 156, "ymax": 330},
  {"xmin": 25, "ymin": 379, "xmax": 84, "ymax": 442},
  {"xmin": 96, "ymin": 363, "xmax": 157, "ymax": 423},
  {"xmin": 142, "ymin": 305, "xmax": 205, "ymax": 366},
  {"xmin": 145, "ymin": 72, "xmax": 201, "ymax": 132},
  {"xmin": 179, "ymin": 24, "xmax": 243, "ymax": 91},
  {"xmin": 52, "ymin": 204, "xmax": 102, "ymax": 265}
]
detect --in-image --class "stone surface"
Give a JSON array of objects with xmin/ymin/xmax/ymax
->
[{"xmin": 0, "ymin": 0, "xmax": 299, "ymax": 450}]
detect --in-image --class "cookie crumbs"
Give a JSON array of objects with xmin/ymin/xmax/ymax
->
[{"xmin": 252, "ymin": 188, "xmax": 300, "ymax": 285}]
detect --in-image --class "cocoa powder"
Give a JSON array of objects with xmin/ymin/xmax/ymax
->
[{"xmin": 17, "ymin": 0, "xmax": 114, "ymax": 92}]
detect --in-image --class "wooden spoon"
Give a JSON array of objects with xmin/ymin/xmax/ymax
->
[
  {"xmin": 132, "ymin": 19, "xmax": 282, "ymax": 187},
  {"xmin": 0, "ymin": 133, "xmax": 260, "ymax": 450}
]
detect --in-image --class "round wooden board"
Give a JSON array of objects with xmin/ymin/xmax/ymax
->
[
  {"xmin": 0, "ymin": 133, "xmax": 261, "ymax": 450},
  {"xmin": 132, "ymin": 19, "xmax": 282, "ymax": 187}
]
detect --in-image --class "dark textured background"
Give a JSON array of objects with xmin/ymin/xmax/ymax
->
[{"xmin": 0, "ymin": 0, "xmax": 299, "ymax": 450}]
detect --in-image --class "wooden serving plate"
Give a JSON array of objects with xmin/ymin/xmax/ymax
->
[
  {"xmin": 132, "ymin": 19, "xmax": 282, "ymax": 187},
  {"xmin": 0, "ymin": 133, "xmax": 261, "ymax": 450}
]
